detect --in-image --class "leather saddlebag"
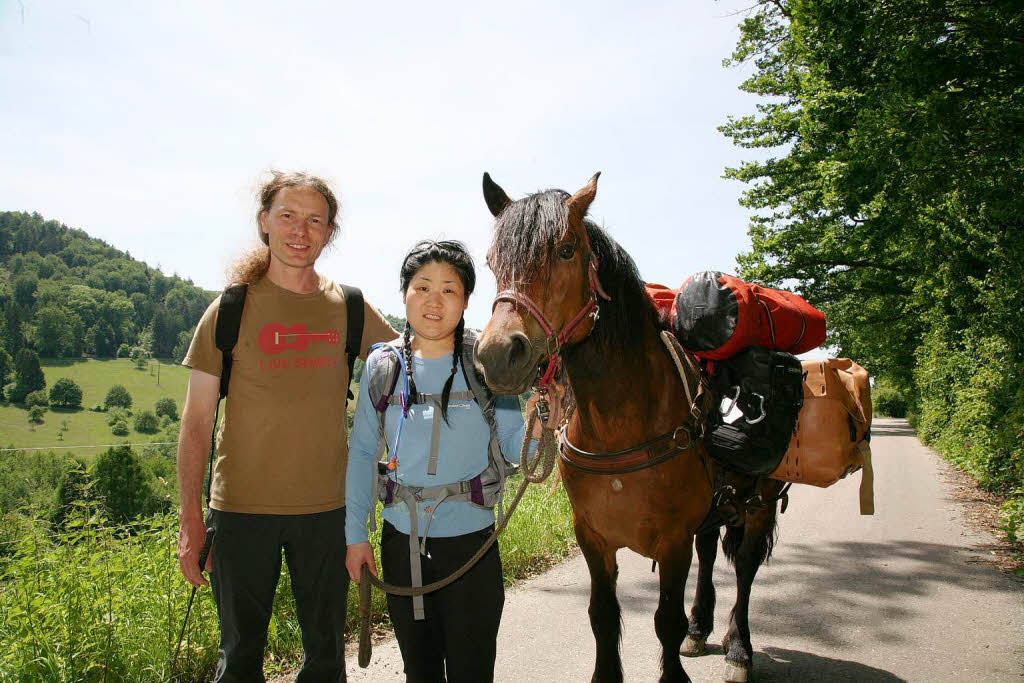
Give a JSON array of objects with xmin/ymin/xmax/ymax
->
[{"xmin": 769, "ymin": 358, "xmax": 875, "ymax": 514}]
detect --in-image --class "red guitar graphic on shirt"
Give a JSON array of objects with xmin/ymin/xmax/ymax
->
[{"xmin": 258, "ymin": 322, "xmax": 340, "ymax": 355}]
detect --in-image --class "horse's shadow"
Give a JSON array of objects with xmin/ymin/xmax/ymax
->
[{"xmin": 753, "ymin": 646, "xmax": 904, "ymax": 681}]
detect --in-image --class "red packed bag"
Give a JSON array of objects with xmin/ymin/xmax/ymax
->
[{"xmin": 647, "ymin": 272, "xmax": 825, "ymax": 360}]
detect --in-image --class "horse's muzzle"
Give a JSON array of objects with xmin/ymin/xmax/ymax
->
[{"xmin": 474, "ymin": 331, "xmax": 537, "ymax": 395}]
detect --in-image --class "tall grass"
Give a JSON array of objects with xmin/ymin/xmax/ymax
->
[{"xmin": 0, "ymin": 477, "xmax": 575, "ymax": 682}]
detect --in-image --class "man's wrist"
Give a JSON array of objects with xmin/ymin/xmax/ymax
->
[{"xmin": 179, "ymin": 506, "xmax": 203, "ymax": 522}]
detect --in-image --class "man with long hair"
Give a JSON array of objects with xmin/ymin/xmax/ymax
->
[{"xmin": 176, "ymin": 172, "xmax": 396, "ymax": 682}]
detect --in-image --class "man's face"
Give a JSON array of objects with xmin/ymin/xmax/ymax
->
[{"xmin": 259, "ymin": 186, "xmax": 332, "ymax": 271}]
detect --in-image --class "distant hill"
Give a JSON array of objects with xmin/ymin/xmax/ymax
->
[{"xmin": 0, "ymin": 211, "xmax": 215, "ymax": 371}]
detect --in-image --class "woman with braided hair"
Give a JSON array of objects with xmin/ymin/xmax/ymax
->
[{"xmin": 345, "ymin": 240, "xmax": 557, "ymax": 683}]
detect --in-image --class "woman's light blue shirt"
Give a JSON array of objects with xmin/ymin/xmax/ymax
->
[{"xmin": 345, "ymin": 346, "xmax": 527, "ymax": 544}]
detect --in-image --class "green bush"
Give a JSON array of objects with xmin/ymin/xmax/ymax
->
[
  {"xmin": 104, "ymin": 384, "xmax": 133, "ymax": 410},
  {"xmin": 133, "ymin": 410, "xmax": 159, "ymax": 434},
  {"xmin": 24, "ymin": 389, "xmax": 48, "ymax": 409},
  {"xmin": 1001, "ymin": 493, "xmax": 1024, "ymax": 546},
  {"xmin": 10, "ymin": 349, "xmax": 45, "ymax": 404},
  {"xmin": 51, "ymin": 459, "xmax": 92, "ymax": 528},
  {"xmin": 110, "ymin": 419, "xmax": 129, "ymax": 436},
  {"xmin": 27, "ymin": 405, "xmax": 46, "ymax": 424},
  {"xmin": 872, "ymin": 378, "xmax": 908, "ymax": 418},
  {"xmin": 92, "ymin": 446, "xmax": 155, "ymax": 524},
  {"xmin": 106, "ymin": 407, "xmax": 131, "ymax": 426},
  {"xmin": 154, "ymin": 397, "xmax": 178, "ymax": 421},
  {"xmin": 49, "ymin": 377, "xmax": 83, "ymax": 409}
]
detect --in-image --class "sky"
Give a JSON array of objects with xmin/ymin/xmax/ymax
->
[{"xmin": 0, "ymin": 0, "xmax": 772, "ymax": 330}]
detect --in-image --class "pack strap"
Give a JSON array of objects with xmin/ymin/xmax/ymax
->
[
  {"xmin": 215, "ymin": 284, "xmax": 248, "ymax": 400},
  {"xmin": 340, "ymin": 285, "xmax": 364, "ymax": 404},
  {"xmin": 386, "ymin": 390, "xmax": 475, "ymax": 475}
]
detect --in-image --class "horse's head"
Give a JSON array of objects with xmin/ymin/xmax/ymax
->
[{"xmin": 475, "ymin": 172, "xmax": 612, "ymax": 395}]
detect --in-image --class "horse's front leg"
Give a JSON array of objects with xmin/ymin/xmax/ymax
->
[
  {"xmin": 576, "ymin": 518, "xmax": 623, "ymax": 683},
  {"xmin": 654, "ymin": 539, "xmax": 694, "ymax": 683},
  {"xmin": 681, "ymin": 526, "xmax": 719, "ymax": 657},
  {"xmin": 720, "ymin": 504, "xmax": 778, "ymax": 683}
]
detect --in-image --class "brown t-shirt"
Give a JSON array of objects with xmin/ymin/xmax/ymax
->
[{"xmin": 183, "ymin": 276, "xmax": 397, "ymax": 514}]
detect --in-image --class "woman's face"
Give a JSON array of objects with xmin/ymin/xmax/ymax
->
[{"xmin": 403, "ymin": 260, "xmax": 469, "ymax": 342}]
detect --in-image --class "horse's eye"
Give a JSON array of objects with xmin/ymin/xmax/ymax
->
[{"xmin": 558, "ymin": 242, "xmax": 576, "ymax": 260}]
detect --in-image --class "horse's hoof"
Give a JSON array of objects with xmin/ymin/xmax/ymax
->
[
  {"xmin": 723, "ymin": 660, "xmax": 751, "ymax": 683},
  {"xmin": 680, "ymin": 634, "xmax": 707, "ymax": 657}
]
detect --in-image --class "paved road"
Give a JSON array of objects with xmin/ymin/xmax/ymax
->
[{"xmin": 345, "ymin": 418, "xmax": 1024, "ymax": 681}]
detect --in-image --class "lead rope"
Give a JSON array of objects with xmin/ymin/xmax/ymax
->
[{"xmin": 357, "ymin": 402, "xmax": 561, "ymax": 667}]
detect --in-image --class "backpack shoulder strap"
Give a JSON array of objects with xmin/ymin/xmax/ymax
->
[
  {"xmin": 208, "ymin": 283, "xmax": 247, "ymax": 507},
  {"xmin": 215, "ymin": 284, "xmax": 248, "ymax": 399},
  {"xmin": 340, "ymin": 284, "xmax": 364, "ymax": 404}
]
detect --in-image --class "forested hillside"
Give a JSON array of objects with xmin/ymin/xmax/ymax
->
[
  {"xmin": 722, "ymin": 1, "xmax": 1023, "ymax": 539},
  {"xmin": 0, "ymin": 211, "xmax": 214, "ymax": 370}
]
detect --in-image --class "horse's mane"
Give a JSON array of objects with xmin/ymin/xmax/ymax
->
[{"xmin": 489, "ymin": 189, "xmax": 653, "ymax": 353}]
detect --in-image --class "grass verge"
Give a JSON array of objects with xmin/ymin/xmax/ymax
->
[{"xmin": 0, "ymin": 474, "xmax": 575, "ymax": 682}]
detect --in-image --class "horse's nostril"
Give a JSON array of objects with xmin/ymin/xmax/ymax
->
[{"xmin": 508, "ymin": 332, "xmax": 530, "ymax": 368}]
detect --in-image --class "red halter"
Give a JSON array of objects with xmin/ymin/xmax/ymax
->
[{"xmin": 492, "ymin": 238, "xmax": 612, "ymax": 389}]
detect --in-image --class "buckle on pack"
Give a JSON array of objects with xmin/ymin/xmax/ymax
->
[{"xmin": 671, "ymin": 426, "xmax": 692, "ymax": 450}]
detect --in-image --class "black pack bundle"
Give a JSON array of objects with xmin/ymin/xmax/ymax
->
[{"xmin": 705, "ymin": 346, "xmax": 805, "ymax": 476}]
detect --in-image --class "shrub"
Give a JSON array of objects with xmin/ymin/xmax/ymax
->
[
  {"xmin": 130, "ymin": 346, "xmax": 148, "ymax": 370},
  {"xmin": 133, "ymin": 410, "xmax": 159, "ymax": 433},
  {"xmin": 117, "ymin": 342, "xmax": 130, "ymax": 358},
  {"xmin": 872, "ymin": 378, "xmax": 908, "ymax": 418},
  {"xmin": 106, "ymin": 407, "xmax": 131, "ymax": 426},
  {"xmin": 92, "ymin": 445, "xmax": 153, "ymax": 524},
  {"xmin": 49, "ymin": 377, "xmax": 83, "ymax": 408},
  {"xmin": 110, "ymin": 418, "xmax": 129, "ymax": 436},
  {"xmin": 24, "ymin": 389, "xmax": 48, "ymax": 408},
  {"xmin": 10, "ymin": 349, "xmax": 45, "ymax": 403},
  {"xmin": 92, "ymin": 404, "xmax": 105, "ymax": 412},
  {"xmin": 154, "ymin": 397, "xmax": 178, "ymax": 421},
  {"xmin": 104, "ymin": 384, "xmax": 133, "ymax": 410},
  {"xmin": 51, "ymin": 458, "xmax": 92, "ymax": 528},
  {"xmin": 27, "ymin": 405, "xmax": 45, "ymax": 424}
]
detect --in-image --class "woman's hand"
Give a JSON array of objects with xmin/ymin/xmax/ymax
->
[
  {"xmin": 526, "ymin": 383, "xmax": 567, "ymax": 438},
  {"xmin": 346, "ymin": 542, "xmax": 378, "ymax": 583}
]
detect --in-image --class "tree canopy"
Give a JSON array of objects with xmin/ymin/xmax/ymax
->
[
  {"xmin": 722, "ymin": 0, "xmax": 1023, "ymax": 528},
  {"xmin": 0, "ymin": 211, "xmax": 215, "ymax": 363}
]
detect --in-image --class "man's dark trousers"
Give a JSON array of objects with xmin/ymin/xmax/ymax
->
[{"xmin": 208, "ymin": 506, "xmax": 349, "ymax": 683}]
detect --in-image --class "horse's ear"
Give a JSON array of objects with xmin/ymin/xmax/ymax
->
[
  {"xmin": 567, "ymin": 172, "xmax": 601, "ymax": 225},
  {"xmin": 482, "ymin": 172, "xmax": 511, "ymax": 217}
]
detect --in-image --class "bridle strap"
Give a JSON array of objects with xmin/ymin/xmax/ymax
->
[{"xmin": 492, "ymin": 250, "xmax": 608, "ymax": 388}]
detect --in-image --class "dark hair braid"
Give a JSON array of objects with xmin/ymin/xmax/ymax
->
[
  {"xmin": 402, "ymin": 322, "xmax": 417, "ymax": 414},
  {"xmin": 439, "ymin": 318, "xmax": 465, "ymax": 425}
]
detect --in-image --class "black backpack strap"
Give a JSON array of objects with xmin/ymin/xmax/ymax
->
[
  {"xmin": 215, "ymin": 284, "xmax": 248, "ymax": 399},
  {"xmin": 340, "ymin": 285, "xmax": 364, "ymax": 404},
  {"xmin": 207, "ymin": 283, "xmax": 247, "ymax": 506}
]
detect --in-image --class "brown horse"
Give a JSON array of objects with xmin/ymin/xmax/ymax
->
[{"xmin": 474, "ymin": 173, "xmax": 785, "ymax": 683}]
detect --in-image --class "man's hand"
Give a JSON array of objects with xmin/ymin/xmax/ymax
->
[
  {"xmin": 178, "ymin": 514, "xmax": 212, "ymax": 587},
  {"xmin": 346, "ymin": 542, "xmax": 378, "ymax": 583}
]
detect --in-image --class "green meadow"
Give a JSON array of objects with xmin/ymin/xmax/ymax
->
[{"xmin": 0, "ymin": 358, "xmax": 191, "ymax": 454}]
